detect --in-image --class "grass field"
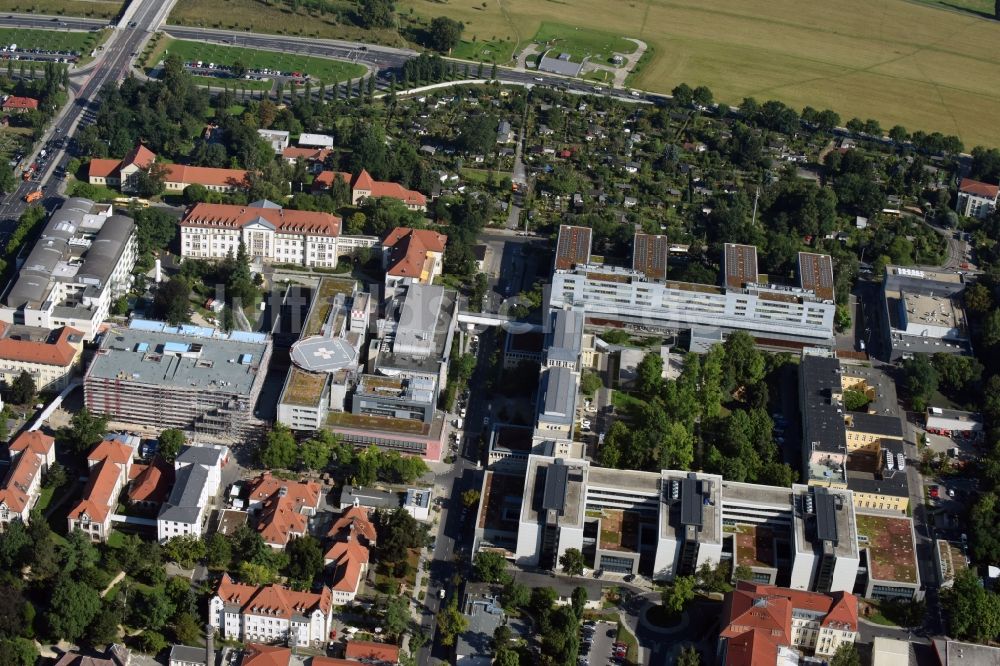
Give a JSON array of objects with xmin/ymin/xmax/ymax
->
[
  {"xmin": 166, "ymin": 0, "xmax": 1000, "ymax": 147},
  {"xmin": 0, "ymin": 0, "xmax": 124, "ymax": 19},
  {"xmin": 533, "ymin": 22, "xmax": 636, "ymax": 64},
  {"xmin": 153, "ymin": 38, "xmax": 366, "ymax": 86},
  {"xmin": 0, "ymin": 26, "xmax": 103, "ymax": 52}
]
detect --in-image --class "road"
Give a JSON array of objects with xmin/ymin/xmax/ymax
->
[{"xmin": 0, "ymin": 1, "xmax": 177, "ymax": 229}]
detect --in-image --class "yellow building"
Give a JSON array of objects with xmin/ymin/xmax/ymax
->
[{"xmin": 0, "ymin": 325, "xmax": 83, "ymax": 391}]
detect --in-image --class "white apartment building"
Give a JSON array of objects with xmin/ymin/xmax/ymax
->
[
  {"xmin": 157, "ymin": 445, "xmax": 228, "ymax": 541},
  {"xmin": 209, "ymin": 574, "xmax": 333, "ymax": 647},
  {"xmin": 549, "ymin": 236, "xmax": 836, "ymax": 342},
  {"xmin": 180, "ymin": 200, "xmax": 377, "ymax": 269},
  {"xmin": 956, "ymin": 178, "xmax": 999, "ymax": 219},
  {"xmin": 0, "ymin": 198, "xmax": 137, "ymax": 340}
]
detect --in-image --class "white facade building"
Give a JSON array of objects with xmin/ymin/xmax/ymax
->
[
  {"xmin": 956, "ymin": 178, "xmax": 999, "ymax": 219},
  {"xmin": 180, "ymin": 200, "xmax": 377, "ymax": 269},
  {"xmin": 209, "ymin": 574, "xmax": 333, "ymax": 647},
  {"xmin": 157, "ymin": 445, "xmax": 227, "ymax": 542},
  {"xmin": 0, "ymin": 198, "xmax": 137, "ymax": 341}
]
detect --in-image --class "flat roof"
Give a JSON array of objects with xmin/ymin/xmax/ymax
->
[
  {"xmin": 554, "ymin": 225, "xmax": 592, "ymax": 271},
  {"xmin": 598, "ymin": 509, "xmax": 643, "ymax": 553},
  {"xmin": 303, "ymin": 278, "xmax": 357, "ymax": 338},
  {"xmin": 633, "ymin": 233, "xmax": 669, "ymax": 280},
  {"xmin": 88, "ymin": 324, "xmax": 270, "ymax": 396},
  {"xmin": 660, "ymin": 470, "xmax": 722, "ymax": 547},
  {"xmin": 538, "ymin": 366, "xmax": 577, "ymax": 426},
  {"xmin": 792, "ymin": 485, "xmax": 858, "ymax": 560},
  {"xmin": 732, "ymin": 523, "xmax": 777, "ymax": 569},
  {"xmin": 522, "ymin": 456, "xmax": 586, "ymax": 529},
  {"xmin": 856, "ymin": 511, "xmax": 919, "ymax": 584},
  {"xmin": 723, "ymin": 243, "xmax": 759, "ymax": 290},
  {"xmin": 885, "ymin": 265, "xmax": 963, "ymax": 285},
  {"xmin": 798, "ymin": 252, "xmax": 835, "ymax": 301},
  {"xmin": 280, "ymin": 366, "xmax": 328, "ymax": 407},
  {"xmin": 800, "ymin": 355, "xmax": 848, "ymax": 455},
  {"xmin": 847, "ymin": 412, "xmax": 903, "ymax": 438}
]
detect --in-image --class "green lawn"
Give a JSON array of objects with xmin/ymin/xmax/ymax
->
[
  {"xmin": 157, "ymin": 38, "xmax": 366, "ymax": 85},
  {"xmin": 34, "ymin": 484, "xmax": 55, "ymax": 512},
  {"xmin": 533, "ymin": 21, "xmax": 636, "ymax": 65},
  {"xmin": 0, "ymin": 0, "xmax": 125, "ymax": 19},
  {"xmin": 450, "ymin": 37, "xmax": 517, "ymax": 64},
  {"xmin": 616, "ymin": 621, "xmax": 639, "ymax": 665},
  {"xmin": 0, "ymin": 26, "xmax": 104, "ymax": 53}
]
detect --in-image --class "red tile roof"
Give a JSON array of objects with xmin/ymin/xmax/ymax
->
[
  {"xmin": 328, "ymin": 505, "xmax": 377, "ymax": 544},
  {"xmin": 282, "ymin": 146, "xmax": 332, "ymax": 162},
  {"xmin": 960, "ymin": 178, "xmax": 999, "ymax": 199},
  {"xmin": 122, "ymin": 143, "xmax": 156, "ymax": 170},
  {"xmin": 0, "ymin": 432, "xmax": 54, "ymax": 513},
  {"xmin": 214, "ymin": 573, "xmax": 332, "ymax": 618},
  {"xmin": 256, "ymin": 494, "xmax": 309, "ymax": 547},
  {"xmin": 164, "ymin": 164, "xmax": 248, "ymax": 189},
  {"xmin": 554, "ymin": 225, "xmax": 592, "ymax": 270},
  {"xmin": 382, "ymin": 227, "xmax": 447, "ymax": 280},
  {"xmin": 66, "ymin": 459, "xmax": 122, "ymax": 525},
  {"xmin": 88, "ymin": 158, "xmax": 122, "ymax": 179},
  {"xmin": 247, "ymin": 472, "xmax": 321, "ymax": 508},
  {"xmin": 88, "ymin": 438, "xmax": 133, "ymax": 466},
  {"xmin": 325, "ymin": 539, "xmax": 370, "ymax": 592},
  {"xmin": 3, "ymin": 96, "xmax": 38, "ymax": 111},
  {"xmin": 313, "ymin": 170, "xmax": 427, "ymax": 207},
  {"xmin": 720, "ymin": 582, "xmax": 858, "ymax": 666},
  {"xmin": 127, "ymin": 457, "xmax": 174, "ymax": 504},
  {"xmin": 310, "ymin": 658, "xmax": 357, "ymax": 666},
  {"xmin": 344, "ymin": 640, "xmax": 400, "ymax": 663},
  {"xmin": 182, "ymin": 202, "xmax": 341, "ymax": 236},
  {"xmin": 241, "ymin": 643, "xmax": 291, "ymax": 666},
  {"xmin": 0, "ymin": 325, "xmax": 82, "ymax": 367}
]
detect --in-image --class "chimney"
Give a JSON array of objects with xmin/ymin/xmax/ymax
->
[{"xmin": 204, "ymin": 623, "xmax": 214, "ymax": 666}]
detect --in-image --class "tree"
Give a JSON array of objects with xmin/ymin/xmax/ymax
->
[
  {"xmin": 163, "ymin": 535, "xmax": 206, "ymax": 568},
  {"xmin": 0, "ymin": 587, "xmax": 28, "ymax": 639},
  {"xmin": 0, "ymin": 638, "xmax": 37, "ymax": 666},
  {"xmin": 671, "ymin": 83, "xmax": 693, "ymax": 107},
  {"xmin": 678, "ymin": 645, "xmax": 702, "ymax": 666},
  {"xmin": 570, "ymin": 586, "xmax": 588, "ymax": 619},
  {"xmin": 692, "ymin": 85, "xmax": 713, "ymax": 107},
  {"xmin": 375, "ymin": 508, "xmax": 425, "ymax": 565},
  {"xmin": 559, "ymin": 547, "xmax": 586, "ymax": 576},
  {"xmin": 157, "ymin": 428, "xmax": 186, "ymax": 462},
  {"xmin": 128, "ymin": 587, "xmax": 174, "ymax": 631},
  {"xmin": 204, "ymin": 532, "xmax": 232, "ymax": 570},
  {"xmin": 501, "ymin": 580, "xmax": 530, "ymax": 610},
  {"xmin": 382, "ymin": 595, "xmax": 410, "ymax": 637},
  {"xmin": 427, "ymin": 16, "xmax": 464, "ymax": 53},
  {"xmin": 0, "ymin": 166, "xmax": 16, "ymax": 195},
  {"xmin": 237, "ymin": 561, "xmax": 278, "ymax": 586},
  {"xmin": 460, "ymin": 488, "xmax": 482, "ymax": 509},
  {"xmin": 300, "ymin": 430, "xmax": 335, "ymax": 471},
  {"xmin": 457, "ymin": 113, "xmax": 497, "ymax": 155},
  {"xmin": 285, "ymin": 536, "xmax": 323, "ymax": 587},
  {"xmin": 358, "ymin": 0, "xmax": 396, "ymax": 28},
  {"xmin": 829, "ymin": 643, "xmax": 860, "ymax": 666},
  {"xmin": 259, "ymin": 424, "xmax": 298, "ymax": 469},
  {"xmin": 732, "ymin": 564, "xmax": 753, "ymax": 582},
  {"xmin": 46, "ymin": 576, "xmax": 101, "ymax": 641},
  {"xmin": 437, "ymin": 596, "xmax": 469, "ymax": 647},
  {"xmin": 8, "ymin": 371, "xmax": 35, "ymax": 405},
  {"xmin": 57, "ymin": 408, "xmax": 108, "ymax": 455},
  {"xmin": 473, "ymin": 550, "xmax": 511, "ymax": 584},
  {"xmin": 656, "ymin": 421, "xmax": 695, "ymax": 470},
  {"xmin": 662, "ymin": 575, "xmax": 696, "ymax": 615},
  {"xmin": 580, "ymin": 370, "xmax": 603, "ymax": 396},
  {"xmin": 943, "ymin": 569, "xmax": 1000, "ymax": 642},
  {"xmin": 86, "ymin": 602, "xmax": 121, "ymax": 647},
  {"xmin": 901, "ymin": 355, "xmax": 939, "ymax": 412},
  {"xmin": 722, "ymin": 330, "xmax": 765, "ymax": 392},
  {"xmin": 635, "ymin": 353, "xmax": 663, "ymax": 399},
  {"xmin": 172, "ymin": 611, "xmax": 201, "ymax": 645},
  {"xmin": 226, "ymin": 240, "xmax": 258, "ymax": 306},
  {"xmin": 153, "ymin": 276, "xmax": 191, "ymax": 325},
  {"xmin": 136, "ymin": 630, "xmax": 168, "ymax": 655},
  {"xmin": 231, "ymin": 60, "xmax": 248, "ymax": 78},
  {"xmin": 842, "ymin": 389, "xmax": 870, "ymax": 412}
]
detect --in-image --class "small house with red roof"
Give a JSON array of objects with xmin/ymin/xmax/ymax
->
[
  {"xmin": 344, "ymin": 640, "xmax": 399, "ymax": 665},
  {"xmin": 718, "ymin": 581, "xmax": 858, "ymax": 665},
  {"xmin": 245, "ymin": 472, "xmax": 321, "ymax": 549},
  {"xmin": 956, "ymin": 177, "xmax": 999, "ymax": 219},
  {"xmin": 381, "ymin": 227, "xmax": 448, "ymax": 288},
  {"xmin": 0, "ymin": 431, "xmax": 55, "ymax": 530},
  {"xmin": 2, "ymin": 95, "xmax": 38, "ymax": 113},
  {"xmin": 323, "ymin": 505, "xmax": 378, "ymax": 604},
  {"xmin": 208, "ymin": 573, "xmax": 334, "ymax": 647},
  {"xmin": 126, "ymin": 456, "xmax": 174, "ymax": 510},
  {"xmin": 67, "ymin": 435, "xmax": 137, "ymax": 541},
  {"xmin": 312, "ymin": 169, "xmax": 427, "ymax": 211},
  {"xmin": 89, "ymin": 143, "xmax": 249, "ymax": 194}
]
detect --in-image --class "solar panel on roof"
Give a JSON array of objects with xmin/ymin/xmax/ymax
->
[{"xmin": 814, "ymin": 488, "xmax": 838, "ymax": 543}]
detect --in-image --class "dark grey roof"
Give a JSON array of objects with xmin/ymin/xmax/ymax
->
[
  {"xmin": 541, "ymin": 460, "xmax": 569, "ymax": 513},
  {"xmin": 546, "ymin": 309, "xmax": 584, "ymax": 364},
  {"xmin": 537, "ymin": 54, "xmax": 583, "ymax": 77},
  {"xmin": 176, "ymin": 445, "xmax": 226, "ymax": 467},
  {"xmin": 680, "ymin": 473, "xmax": 704, "ymax": 528},
  {"xmin": 814, "ymin": 487, "xmax": 838, "ymax": 543},
  {"xmin": 77, "ymin": 214, "xmax": 135, "ymax": 285},
  {"xmin": 169, "ymin": 645, "xmax": 208, "ymax": 665},
  {"xmin": 849, "ymin": 412, "xmax": 903, "ymax": 438},
  {"xmin": 800, "ymin": 355, "xmax": 848, "ymax": 454},
  {"xmin": 340, "ymin": 485, "xmax": 399, "ymax": 509},
  {"xmin": 538, "ymin": 366, "xmax": 576, "ymax": 425},
  {"xmin": 159, "ymin": 463, "xmax": 210, "ymax": 524}
]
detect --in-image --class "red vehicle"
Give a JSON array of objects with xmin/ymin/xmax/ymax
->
[{"xmin": 929, "ymin": 485, "xmax": 940, "ymax": 499}]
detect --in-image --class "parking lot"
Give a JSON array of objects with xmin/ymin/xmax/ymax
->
[{"xmin": 579, "ymin": 620, "xmax": 622, "ymax": 665}]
